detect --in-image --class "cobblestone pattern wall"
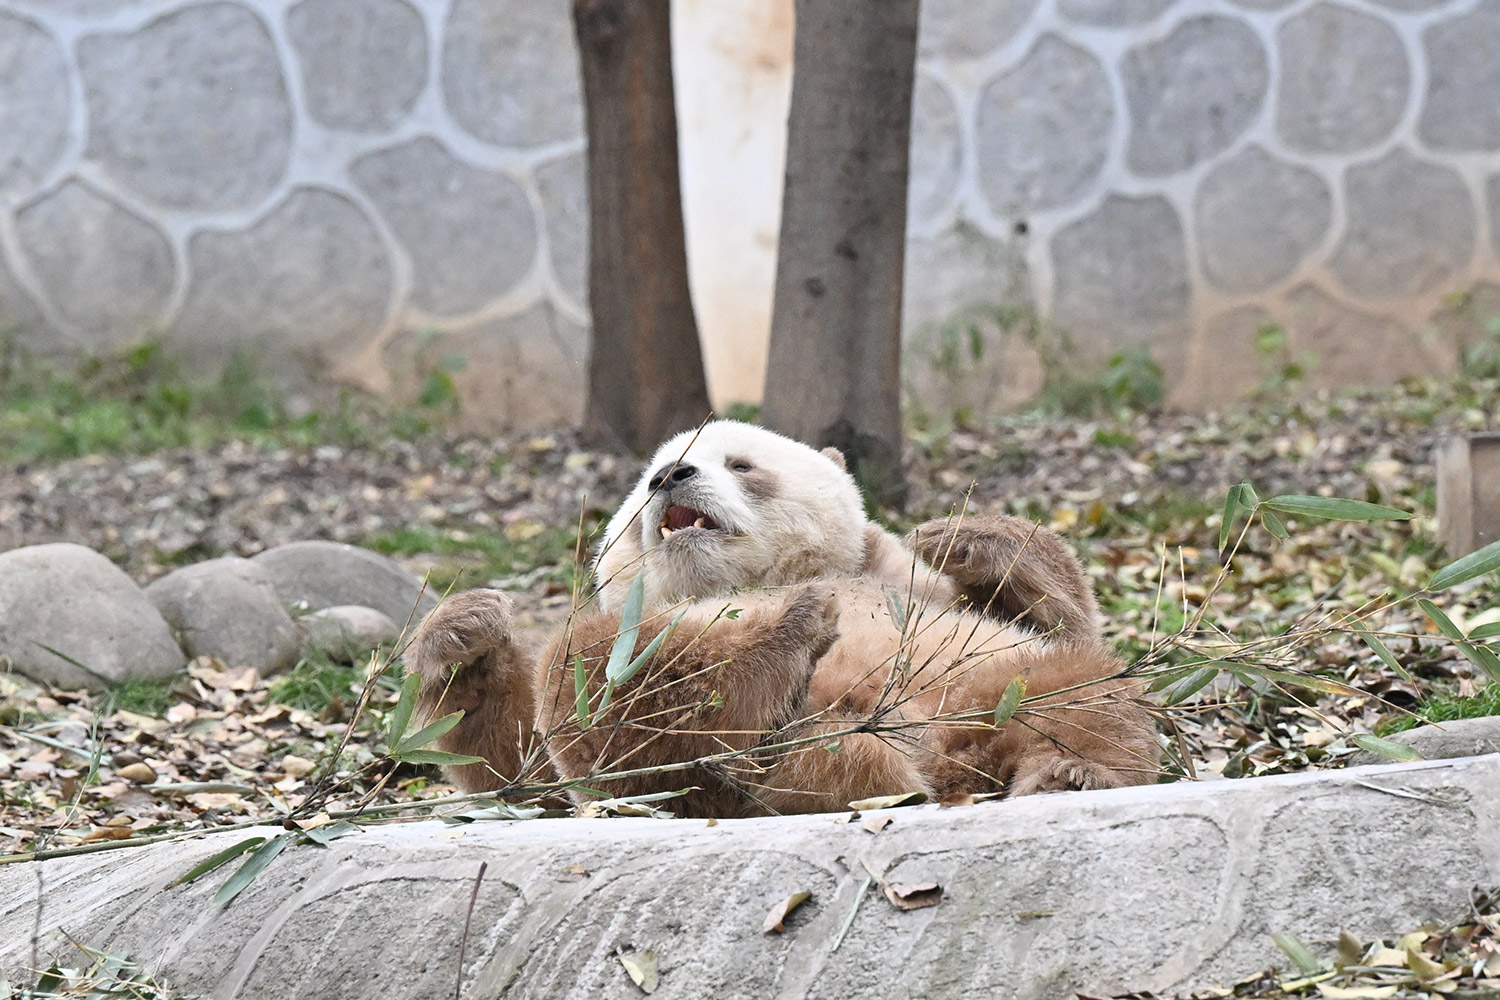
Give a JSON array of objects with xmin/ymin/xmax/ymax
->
[
  {"xmin": 0, "ymin": 0, "xmax": 589, "ymax": 427},
  {"xmin": 2, "ymin": 0, "xmax": 1497, "ymax": 426},
  {"xmin": 907, "ymin": 0, "xmax": 1500, "ymax": 409}
]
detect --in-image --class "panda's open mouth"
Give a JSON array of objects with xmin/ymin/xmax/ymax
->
[{"xmin": 659, "ymin": 505, "xmax": 721, "ymax": 540}]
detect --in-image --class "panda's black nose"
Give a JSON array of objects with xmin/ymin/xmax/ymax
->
[{"xmin": 648, "ymin": 462, "xmax": 698, "ymax": 492}]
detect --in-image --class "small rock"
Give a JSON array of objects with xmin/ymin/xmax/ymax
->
[
  {"xmin": 1349, "ymin": 715, "xmax": 1500, "ymax": 767},
  {"xmin": 0, "ymin": 543, "xmax": 186, "ymax": 689},
  {"xmin": 280, "ymin": 755, "xmax": 316, "ymax": 778},
  {"xmin": 145, "ymin": 557, "xmax": 302, "ymax": 675},
  {"xmin": 252, "ymin": 540, "xmax": 437, "ymax": 624},
  {"xmin": 117, "ymin": 762, "xmax": 158, "ymax": 784},
  {"xmin": 302, "ymin": 605, "xmax": 401, "ymax": 662}
]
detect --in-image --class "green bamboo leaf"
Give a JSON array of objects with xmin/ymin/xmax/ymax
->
[
  {"xmin": 1418, "ymin": 600, "xmax": 1500, "ymax": 682},
  {"xmin": 1260, "ymin": 510, "xmax": 1288, "ymax": 541},
  {"xmin": 214, "ymin": 831, "xmax": 296, "ymax": 907},
  {"xmin": 1239, "ymin": 483, "xmax": 1260, "ymax": 508},
  {"xmin": 391, "ymin": 749, "xmax": 486, "ymax": 766},
  {"xmin": 1468, "ymin": 621, "xmax": 1500, "ymax": 640},
  {"xmin": 1230, "ymin": 664, "xmax": 1363, "ymax": 698},
  {"xmin": 1261, "ymin": 495, "xmax": 1412, "ymax": 521},
  {"xmin": 1145, "ymin": 663, "xmax": 1211, "ymax": 693},
  {"xmin": 992, "ymin": 676, "xmax": 1026, "ymax": 727},
  {"xmin": 300, "ymin": 821, "xmax": 360, "ymax": 846},
  {"xmin": 1418, "ymin": 599, "xmax": 1465, "ymax": 642},
  {"xmin": 612, "ymin": 608, "xmax": 689, "ymax": 687},
  {"xmin": 595, "ymin": 680, "xmax": 614, "ymax": 718},
  {"xmin": 1218, "ymin": 484, "xmax": 1245, "ymax": 552},
  {"xmin": 1348, "ymin": 619, "xmax": 1414, "ymax": 683},
  {"xmin": 573, "ymin": 654, "xmax": 592, "ymax": 728},
  {"xmin": 1430, "ymin": 537, "xmax": 1500, "ymax": 591},
  {"xmin": 604, "ymin": 570, "xmax": 648, "ymax": 685},
  {"xmin": 883, "ymin": 585, "xmax": 910, "ymax": 633},
  {"xmin": 387, "ymin": 672, "xmax": 422, "ymax": 747},
  {"xmin": 167, "ymin": 836, "xmax": 268, "ymax": 889},
  {"xmin": 31, "ymin": 643, "xmax": 112, "ymax": 685},
  {"xmin": 1271, "ymin": 932, "xmax": 1325, "ymax": 976},
  {"xmin": 1164, "ymin": 665, "xmax": 1220, "ymax": 706},
  {"xmin": 1349, "ymin": 733, "xmax": 1421, "ymax": 762},
  {"xmin": 1468, "ymin": 643, "xmax": 1500, "ymax": 683},
  {"xmin": 391, "ymin": 710, "xmax": 464, "ymax": 754}
]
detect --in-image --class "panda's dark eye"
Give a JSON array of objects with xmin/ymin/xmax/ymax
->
[{"xmin": 729, "ymin": 459, "xmax": 752, "ymax": 473}]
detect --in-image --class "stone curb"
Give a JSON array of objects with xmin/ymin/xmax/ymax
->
[{"xmin": 3, "ymin": 754, "xmax": 1497, "ymax": 999}]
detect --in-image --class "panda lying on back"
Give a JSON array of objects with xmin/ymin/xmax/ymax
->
[{"xmin": 407, "ymin": 420, "xmax": 1159, "ymax": 817}]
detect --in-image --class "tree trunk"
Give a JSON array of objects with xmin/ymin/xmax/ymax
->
[
  {"xmin": 574, "ymin": 0, "xmax": 711, "ymax": 453},
  {"xmin": 761, "ymin": 0, "xmax": 920, "ymax": 506}
]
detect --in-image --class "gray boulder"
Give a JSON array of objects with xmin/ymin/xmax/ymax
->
[
  {"xmin": 144, "ymin": 556, "xmax": 301, "ymax": 674},
  {"xmin": 1349, "ymin": 714, "xmax": 1500, "ymax": 766},
  {"xmin": 0, "ymin": 543, "xmax": 185, "ymax": 688},
  {"xmin": 252, "ymin": 540, "xmax": 437, "ymax": 626},
  {"xmin": 302, "ymin": 604, "xmax": 401, "ymax": 662}
]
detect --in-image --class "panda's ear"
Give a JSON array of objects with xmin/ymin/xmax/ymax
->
[{"xmin": 819, "ymin": 446, "xmax": 847, "ymax": 471}]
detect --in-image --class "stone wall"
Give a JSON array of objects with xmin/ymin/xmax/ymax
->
[
  {"xmin": 4, "ymin": 0, "xmax": 1500, "ymax": 427},
  {"xmin": 903, "ymin": 0, "xmax": 1500, "ymax": 411}
]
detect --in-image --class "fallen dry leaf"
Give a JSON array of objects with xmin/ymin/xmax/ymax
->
[
  {"xmin": 618, "ymin": 951, "xmax": 658, "ymax": 994},
  {"xmin": 762, "ymin": 890, "xmax": 812, "ymax": 934},
  {"xmin": 861, "ymin": 815, "xmax": 892, "ymax": 834},
  {"xmin": 882, "ymin": 882, "xmax": 943, "ymax": 911},
  {"xmin": 938, "ymin": 792, "xmax": 975, "ymax": 808},
  {"xmin": 847, "ymin": 792, "xmax": 924, "ymax": 811}
]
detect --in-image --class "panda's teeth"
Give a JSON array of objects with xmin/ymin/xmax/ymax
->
[
  {"xmin": 693, "ymin": 517, "xmax": 705, "ymax": 528},
  {"xmin": 660, "ymin": 525, "xmax": 673, "ymax": 539}
]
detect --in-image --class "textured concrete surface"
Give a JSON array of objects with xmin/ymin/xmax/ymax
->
[
  {"xmin": 3, "ymin": 755, "xmax": 1497, "ymax": 999},
  {"xmin": 3, "ymin": 0, "xmax": 1500, "ymax": 416}
]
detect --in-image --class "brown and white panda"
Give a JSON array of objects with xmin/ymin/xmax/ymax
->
[{"xmin": 406, "ymin": 420, "xmax": 1158, "ymax": 817}]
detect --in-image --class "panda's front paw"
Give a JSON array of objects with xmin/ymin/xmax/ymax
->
[{"xmin": 405, "ymin": 589, "xmax": 516, "ymax": 686}]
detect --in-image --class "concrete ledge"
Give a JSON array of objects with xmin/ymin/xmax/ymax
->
[{"xmin": 4, "ymin": 755, "xmax": 1499, "ymax": 999}]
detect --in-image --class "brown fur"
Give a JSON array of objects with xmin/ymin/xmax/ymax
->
[{"xmin": 407, "ymin": 510, "xmax": 1159, "ymax": 815}]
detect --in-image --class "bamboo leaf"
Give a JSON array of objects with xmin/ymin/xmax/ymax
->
[
  {"xmin": 391, "ymin": 749, "xmax": 486, "ymax": 766},
  {"xmin": 1271, "ymin": 932, "xmax": 1325, "ymax": 976},
  {"xmin": 1261, "ymin": 495, "xmax": 1411, "ymax": 521},
  {"xmin": 1231, "ymin": 664, "xmax": 1363, "ymax": 698},
  {"xmin": 31, "ymin": 643, "xmax": 112, "ymax": 685},
  {"xmin": 1468, "ymin": 621, "xmax": 1500, "ymax": 640},
  {"xmin": 883, "ymin": 585, "xmax": 910, "ymax": 633},
  {"xmin": 1430, "ymin": 537, "xmax": 1500, "ymax": 590},
  {"xmin": 214, "ymin": 831, "xmax": 295, "ymax": 907},
  {"xmin": 574, "ymin": 654, "xmax": 591, "ymax": 729},
  {"xmin": 387, "ymin": 672, "xmax": 422, "ymax": 747},
  {"xmin": 166, "ymin": 836, "xmax": 268, "ymax": 889},
  {"xmin": 300, "ymin": 821, "xmax": 360, "ymax": 846},
  {"xmin": 612, "ymin": 608, "xmax": 689, "ymax": 687},
  {"xmin": 1348, "ymin": 619, "xmax": 1414, "ymax": 683},
  {"xmin": 391, "ymin": 710, "xmax": 464, "ymax": 754},
  {"xmin": 1418, "ymin": 599, "xmax": 1465, "ymax": 642},
  {"xmin": 1419, "ymin": 600, "xmax": 1500, "ymax": 682},
  {"xmin": 1218, "ymin": 484, "xmax": 1244, "ymax": 552},
  {"xmin": 1164, "ymin": 665, "xmax": 1220, "ymax": 706},
  {"xmin": 1469, "ymin": 643, "xmax": 1500, "ymax": 683},
  {"xmin": 604, "ymin": 569, "xmax": 649, "ymax": 688},
  {"xmin": 992, "ymin": 676, "xmax": 1026, "ymax": 727},
  {"xmin": 1349, "ymin": 734, "xmax": 1421, "ymax": 762},
  {"xmin": 1260, "ymin": 510, "xmax": 1289, "ymax": 541}
]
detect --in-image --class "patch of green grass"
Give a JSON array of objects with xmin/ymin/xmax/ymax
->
[
  {"xmin": 0, "ymin": 336, "xmax": 460, "ymax": 463},
  {"xmin": 103, "ymin": 675, "xmax": 182, "ymax": 717},
  {"xmin": 366, "ymin": 522, "xmax": 597, "ymax": 593},
  {"xmin": 1379, "ymin": 682, "xmax": 1500, "ymax": 735},
  {"xmin": 267, "ymin": 652, "xmax": 364, "ymax": 714}
]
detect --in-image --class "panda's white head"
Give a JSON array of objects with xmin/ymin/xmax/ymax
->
[{"xmin": 593, "ymin": 421, "xmax": 869, "ymax": 612}]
